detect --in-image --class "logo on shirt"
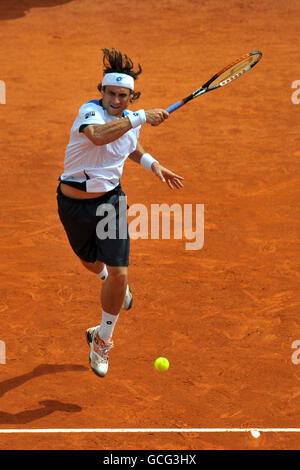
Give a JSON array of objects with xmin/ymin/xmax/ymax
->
[{"xmin": 85, "ymin": 111, "xmax": 96, "ymax": 119}]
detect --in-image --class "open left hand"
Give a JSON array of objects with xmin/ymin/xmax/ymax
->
[{"xmin": 151, "ymin": 163, "xmax": 184, "ymax": 190}]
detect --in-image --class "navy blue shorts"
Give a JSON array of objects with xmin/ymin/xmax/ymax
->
[{"xmin": 57, "ymin": 183, "xmax": 130, "ymax": 267}]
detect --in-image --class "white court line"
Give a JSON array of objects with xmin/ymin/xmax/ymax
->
[{"xmin": 0, "ymin": 428, "xmax": 299, "ymax": 433}]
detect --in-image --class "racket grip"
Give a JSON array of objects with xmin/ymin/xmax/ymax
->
[{"xmin": 166, "ymin": 100, "xmax": 184, "ymax": 114}]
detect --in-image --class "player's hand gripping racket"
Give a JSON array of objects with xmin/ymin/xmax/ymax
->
[{"xmin": 166, "ymin": 51, "xmax": 262, "ymax": 114}]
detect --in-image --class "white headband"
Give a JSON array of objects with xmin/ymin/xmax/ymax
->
[{"xmin": 102, "ymin": 73, "xmax": 134, "ymax": 90}]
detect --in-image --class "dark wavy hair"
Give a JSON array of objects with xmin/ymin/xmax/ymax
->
[{"xmin": 97, "ymin": 48, "xmax": 142, "ymax": 102}]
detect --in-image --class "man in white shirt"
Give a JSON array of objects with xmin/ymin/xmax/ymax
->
[{"xmin": 57, "ymin": 48, "xmax": 184, "ymax": 377}]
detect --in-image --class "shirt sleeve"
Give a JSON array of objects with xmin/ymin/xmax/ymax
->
[{"xmin": 75, "ymin": 103, "xmax": 106, "ymax": 133}]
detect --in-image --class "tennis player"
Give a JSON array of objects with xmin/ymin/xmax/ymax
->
[{"xmin": 57, "ymin": 48, "xmax": 184, "ymax": 377}]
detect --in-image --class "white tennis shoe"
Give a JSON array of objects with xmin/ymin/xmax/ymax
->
[{"xmin": 86, "ymin": 327, "xmax": 114, "ymax": 378}]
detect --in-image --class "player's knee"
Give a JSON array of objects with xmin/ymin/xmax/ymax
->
[{"xmin": 107, "ymin": 267, "xmax": 128, "ymax": 290}]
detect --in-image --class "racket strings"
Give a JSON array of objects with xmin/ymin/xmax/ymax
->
[{"xmin": 207, "ymin": 52, "xmax": 262, "ymax": 89}]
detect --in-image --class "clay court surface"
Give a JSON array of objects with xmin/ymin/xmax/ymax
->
[{"xmin": 0, "ymin": 0, "xmax": 299, "ymax": 451}]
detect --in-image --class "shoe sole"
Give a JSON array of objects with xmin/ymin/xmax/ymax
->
[
  {"xmin": 89, "ymin": 355, "xmax": 106, "ymax": 378},
  {"xmin": 126, "ymin": 296, "xmax": 133, "ymax": 310}
]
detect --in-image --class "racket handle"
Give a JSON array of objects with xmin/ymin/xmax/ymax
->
[{"xmin": 166, "ymin": 100, "xmax": 184, "ymax": 114}]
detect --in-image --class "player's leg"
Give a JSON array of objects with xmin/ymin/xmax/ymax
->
[
  {"xmin": 101, "ymin": 265, "xmax": 128, "ymax": 314},
  {"xmin": 90, "ymin": 266, "xmax": 128, "ymax": 344},
  {"xmin": 84, "ymin": 184, "xmax": 131, "ymax": 376},
  {"xmin": 87, "ymin": 266, "xmax": 128, "ymax": 377}
]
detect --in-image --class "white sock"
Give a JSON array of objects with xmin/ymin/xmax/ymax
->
[
  {"xmin": 98, "ymin": 265, "xmax": 108, "ymax": 282},
  {"xmin": 97, "ymin": 309, "xmax": 119, "ymax": 341}
]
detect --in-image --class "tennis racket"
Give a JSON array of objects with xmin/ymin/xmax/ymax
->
[{"xmin": 166, "ymin": 50, "xmax": 262, "ymax": 114}]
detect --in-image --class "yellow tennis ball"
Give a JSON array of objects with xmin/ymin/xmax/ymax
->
[{"xmin": 154, "ymin": 357, "xmax": 169, "ymax": 371}]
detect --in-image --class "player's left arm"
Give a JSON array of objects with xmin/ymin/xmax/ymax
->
[{"xmin": 128, "ymin": 141, "xmax": 184, "ymax": 190}]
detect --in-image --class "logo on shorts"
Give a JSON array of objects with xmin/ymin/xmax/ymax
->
[
  {"xmin": 106, "ymin": 321, "xmax": 112, "ymax": 325},
  {"xmin": 85, "ymin": 111, "xmax": 96, "ymax": 119}
]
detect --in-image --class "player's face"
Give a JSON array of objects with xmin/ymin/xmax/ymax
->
[{"xmin": 101, "ymin": 86, "xmax": 132, "ymax": 117}]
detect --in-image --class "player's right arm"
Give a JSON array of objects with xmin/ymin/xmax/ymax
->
[
  {"xmin": 83, "ymin": 108, "xmax": 168, "ymax": 146},
  {"xmin": 82, "ymin": 119, "xmax": 132, "ymax": 146}
]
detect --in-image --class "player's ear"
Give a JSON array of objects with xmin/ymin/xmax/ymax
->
[
  {"xmin": 129, "ymin": 91, "xmax": 134, "ymax": 103},
  {"xmin": 97, "ymin": 83, "xmax": 104, "ymax": 96},
  {"xmin": 130, "ymin": 91, "xmax": 141, "ymax": 103}
]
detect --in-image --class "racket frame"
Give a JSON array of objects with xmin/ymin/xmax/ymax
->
[{"xmin": 166, "ymin": 50, "xmax": 262, "ymax": 114}]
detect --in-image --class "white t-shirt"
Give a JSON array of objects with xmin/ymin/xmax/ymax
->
[{"xmin": 60, "ymin": 99, "xmax": 141, "ymax": 192}]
